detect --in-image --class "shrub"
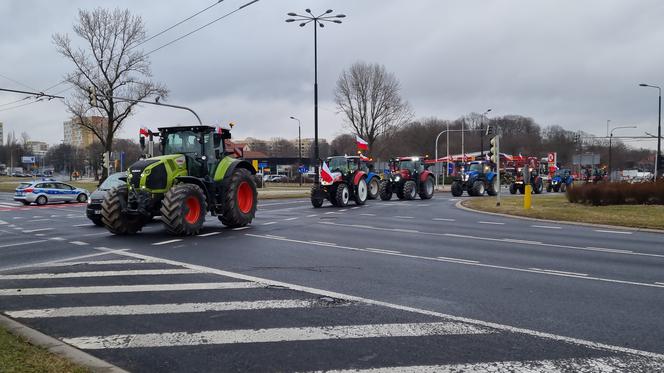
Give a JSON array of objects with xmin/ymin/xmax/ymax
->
[{"xmin": 567, "ymin": 181, "xmax": 664, "ymax": 205}]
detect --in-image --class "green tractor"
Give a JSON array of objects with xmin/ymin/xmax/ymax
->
[{"xmin": 101, "ymin": 125, "xmax": 258, "ymax": 236}]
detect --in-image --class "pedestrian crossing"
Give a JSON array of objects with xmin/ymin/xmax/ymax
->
[{"xmin": 1, "ymin": 252, "xmax": 663, "ymax": 372}]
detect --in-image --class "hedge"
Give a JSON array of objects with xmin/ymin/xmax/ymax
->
[{"xmin": 566, "ymin": 181, "xmax": 664, "ymax": 206}]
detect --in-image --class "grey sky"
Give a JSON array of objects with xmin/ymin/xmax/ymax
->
[{"xmin": 1, "ymin": 0, "xmax": 663, "ymax": 149}]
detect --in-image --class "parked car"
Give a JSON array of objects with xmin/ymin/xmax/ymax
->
[
  {"xmin": 86, "ymin": 172, "xmax": 126, "ymax": 226},
  {"xmin": 14, "ymin": 180, "xmax": 89, "ymax": 206},
  {"xmin": 266, "ymin": 174, "xmax": 289, "ymax": 183}
]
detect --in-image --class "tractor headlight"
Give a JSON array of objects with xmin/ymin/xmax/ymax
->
[
  {"xmin": 394, "ymin": 175, "xmax": 401, "ymax": 182},
  {"xmin": 462, "ymin": 174, "xmax": 469, "ymax": 181}
]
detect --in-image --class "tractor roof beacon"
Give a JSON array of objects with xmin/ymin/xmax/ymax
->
[
  {"xmin": 101, "ymin": 125, "xmax": 258, "ymax": 236},
  {"xmin": 311, "ymin": 155, "xmax": 369, "ymax": 208},
  {"xmin": 379, "ymin": 156, "xmax": 435, "ymax": 201}
]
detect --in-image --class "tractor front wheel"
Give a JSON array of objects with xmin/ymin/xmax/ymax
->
[
  {"xmin": 533, "ymin": 178, "xmax": 544, "ymax": 194},
  {"xmin": 161, "ymin": 184, "xmax": 207, "ymax": 236},
  {"xmin": 367, "ymin": 177, "xmax": 380, "ymax": 200},
  {"xmin": 509, "ymin": 183, "xmax": 517, "ymax": 195},
  {"xmin": 379, "ymin": 180, "xmax": 392, "ymax": 201},
  {"xmin": 402, "ymin": 180, "xmax": 417, "ymax": 200},
  {"xmin": 102, "ymin": 185, "xmax": 144, "ymax": 235},
  {"xmin": 311, "ymin": 185, "xmax": 324, "ymax": 208},
  {"xmin": 354, "ymin": 178, "xmax": 368, "ymax": 205},
  {"xmin": 451, "ymin": 181, "xmax": 463, "ymax": 197},
  {"xmin": 219, "ymin": 168, "xmax": 258, "ymax": 228},
  {"xmin": 419, "ymin": 176, "xmax": 434, "ymax": 199},
  {"xmin": 335, "ymin": 183, "xmax": 350, "ymax": 207},
  {"xmin": 471, "ymin": 180, "xmax": 485, "ymax": 196}
]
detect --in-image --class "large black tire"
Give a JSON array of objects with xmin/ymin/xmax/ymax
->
[
  {"xmin": 329, "ymin": 185, "xmax": 339, "ymax": 206},
  {"xmin": 509, "ymin": 183, "xmax": 517, "ymax": 195},
  {"xmin": 101, "ymin": 185, "xmax": 144, "ymax": 235},
  {"xmin": 219, "ymin": 168, "xmax": 258, "ymax": 228},
  {"xmin": 335, "ymin": 183, "xmax": 350, "ymax": 207},
  {"xmin": 354, "ymin": 177, "xmax": 368, "ymax": 205},
  {"xmin": 90, "ymin": 217, "xmax": 104, "ymax": 227},
  {"xmin": 396, "ymin": 182, "xmax": 406, "ymax": 200},
  {"xmin": 419, "ymin": 176, "xmax": 434, "ymax": 200},
  {"xmin": 487, "ymin": 178, "xmax": 498, "ymax": 196},
  {"xmin": 311, "ymin": 185, "xmax": 324, "ymax": 208},
  {"xmin": 402, "ymin": 180, "xmax": 417, "ymax": 200},
  {"xmin": 451, "ymin": 181, "xmax": 463, "ymax": 197},
  {"xmin": 367, "ymin": 177, "xmax": 380, "ymax": 200},
  {"xmin": 546, "ymin": 183, "xmax": 552, "ymax": 193},
  {"xmin": 161, "ymin": 183, "xmax": 207, "ymax": 236},
  {"xmin": 471, "ymin": 180, "xmax": 485, "ymax": 196},
  {"xmin": 379, "ymin": 180, "xmax": 392, "ymax": 201},
  {"xmin": 553, "ymin": 184, "xmax": 560, "ymax": 193},
  {"xmin": 533, "ymin": 178, "xmax": 543, "ymax": 194}
]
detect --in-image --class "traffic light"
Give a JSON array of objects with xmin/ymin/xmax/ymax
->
[
  {"xmin": 87, "ymin": 86, "xmax": 97, "ymax": 107},
  {"xmin": 486, "ymin": 124, "xmax": 493, "ymax": 136},
  {"xmin": 102, "ymin": 152, "xmax": 109, "ymax": 168},
  {"xmin": 489, "ymin": 136, "xmax": 499, "ymax": 163}
]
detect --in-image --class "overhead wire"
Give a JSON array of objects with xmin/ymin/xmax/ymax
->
[{"xmin": 0, "ymin": 72, "xmax": 38, "ymax": 92}]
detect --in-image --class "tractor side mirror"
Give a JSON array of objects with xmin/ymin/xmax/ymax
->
[
  {"xmin": 139, "ymin": 136, "xmax": 145, "ymax": 150},
  {"xmin": 213, "ymin": 133, "xmax": 222, "ymax": 148}
]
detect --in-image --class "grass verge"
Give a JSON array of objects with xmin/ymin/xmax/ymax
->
[
  {"xmin": 462, "ymin": 194, "xmax": 664, "ymax": 230},
  {"xmin": 0, "ymin": 326, "xmax": 88, "ymax": 373}
]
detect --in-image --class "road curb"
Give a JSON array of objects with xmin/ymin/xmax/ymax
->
[
  {"xmin": 0, "ymin": 314, "xmax": 128, "ymax": 373},
  {"xmin": 455, "ymin": 199, "xmax": 664, "ymax": 234}
]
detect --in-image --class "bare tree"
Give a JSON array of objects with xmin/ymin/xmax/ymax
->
[
  {"xmin": 334, "ymin": 62, "xmax": 413, "ymax": 154},
  {"xmin": 53, "ymin": 7, "xmax": 167, "ymax": 178}
]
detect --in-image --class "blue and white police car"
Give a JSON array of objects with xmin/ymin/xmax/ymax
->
[{"xmin": 14, "ymin": 179, "xmax": 89, "ymax": 206}]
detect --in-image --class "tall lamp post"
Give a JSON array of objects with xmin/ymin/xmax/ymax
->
[
  {"xmin": 286, "ymin": 9, "xmax": 346, "ymax": 185},
  {"xmin": 290, "ymin": 116, "xmax": 302, "ymax": 186},
  {"xmin": 480, "ymin": 108, "xmax": 492, "ymax": 157},
  {"xmin": 639, "ymin": 83, "xmax": 661, "ymax": 179},
  {"xmin": 609, "ymin": 125, "xmax": 636, "ymax": 181}
]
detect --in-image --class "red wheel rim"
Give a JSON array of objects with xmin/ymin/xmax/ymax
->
[
  {"xmin": 184, "ymin": 196, "xmax": 201, "ymax": 224},
  {"xmin": 237, "ymin": 181, "xmax": 253, "ymax": 214}
]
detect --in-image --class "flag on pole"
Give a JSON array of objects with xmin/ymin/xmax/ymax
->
[
  {"xmin": 359, "ymin": 153, "xmax": 370, "ymax": 161},
  {"xmin": 356, "ymin": 135, "xmax": 369, "ymax": 151},
  {"xmin": 139, "ymin": 127, "xmax": 149, "ymax": 137},
  {"xmin": 321, "ymin": 161, "xmax": 334, "ymax": 183}
]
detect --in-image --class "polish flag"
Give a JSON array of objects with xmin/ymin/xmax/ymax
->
[
  {"xmin": 356, "ymin": 135, "xmax": 369, "ymax": 151},
  {"xmin": 139, "ymin": 127, "xmax": 149, "ymax": 137},
  {"xmin": 359, "ymin": 153, "xmax": 370, "ymax": 161},
  {"xmin": 321, "ymin": 161, "xmax": 334, "ymax": 183}
]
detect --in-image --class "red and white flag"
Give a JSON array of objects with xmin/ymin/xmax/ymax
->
[
  {"xmin": 321, "ymin": 161, "xmax": 334, "ymax": 183},
  {"xmin": 139, "ymin": 127, "xmax": 149, "ymax": 137},
  {"xmin": 359, "ymin": 153, "xmax": 370, "ymax": 161},
  {"xmin": 356, "ymin": 135, "xmax": 369, "ymax": 151}
]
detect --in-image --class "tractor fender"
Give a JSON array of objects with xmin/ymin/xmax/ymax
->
[
  {"xmin": 419, "ymin": 170, "xmax": 433, "ymax": 183},
  {"xmin": 214, "ymin": 157, "xmax": 256, "ymax": 184},
  {"xmin": 485, "ymin": 172, "xmax": 495, "ymax": 182},
  {"xmin": 174, "ymin": 176, "xmax": 213, "ymax": 206},
  {"xmin": 353, "ymin": 171, "xmax": 367, "ymax": 186}
]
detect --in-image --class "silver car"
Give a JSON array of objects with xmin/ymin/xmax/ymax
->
[{"xmin": 14, "ymin": 180, "xmax": 89, "ymax": 206}]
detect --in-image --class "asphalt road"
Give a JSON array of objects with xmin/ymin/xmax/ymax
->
[{"xmin": 0, "ymin": 190, "xmax": 663, "ymax": 372}]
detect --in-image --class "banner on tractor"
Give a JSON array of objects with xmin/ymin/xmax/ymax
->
[{"xmin": 321, "ymin": 161, "xmax": 334, "ymax": 183}]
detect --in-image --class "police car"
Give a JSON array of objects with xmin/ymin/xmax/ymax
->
[{"xmin": 14, "ymin": 179, "xmax": 89, "ymax": 206}]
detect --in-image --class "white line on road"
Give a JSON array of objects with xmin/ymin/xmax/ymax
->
[
  {"xmin": 306, "ymin": 214, "xmax": 318, "ymax": 218},
  {"xmin": 350, "ymin": 224, "xmax": 373, "ymax": 229},
  {"xmin": 0, "ymin": 240, "xmax": 48, "ymax": 249},
  {"xmin": 585, "ymin": 247, "xmax": 634, "ymax": 254},
  {"xmin": 390, "ymin": 228, "xmax": 419, "ymax": 233},
  {"xmin": 594, "ymin": 229, "xmax": 633, "ymax": 235},
  {"xmin": 324, "ymin": 212, "xmax": 336, "ymax": 215},
  {"xmin": 7, "ymin": 299, "xmax": 324, "ymax": 318},
  {"xmin": 478, "ymin": 221, "xmax": 505, "ymax": 225},
  {"xmin": 502, "ymin": 238, "xmax": 542, "ymax": 245},
  {"xmin": 283, "ymin": 217, "xmax": 298, "ymax": 221},
  {"xmin": 531, "ymin": 225, "xmax": 562, "ymax": 229},
  {"xmin": 437, "ymin": 256, "xmax": 479, "ymax": 264},
  {"xmin": 262, "ymin": 222, "xmax": 277, "ymax": 226},
  {"xmin": 36, "ymin": 260, "xmax": 152, "ymax": 268},
  {"xmin": 21, "ymin": 228, "xmax": 53, "ymax": 233},
  {"xmin": 152, "ymin": 239, "xmax": 182, "ymax": 246},
  {"xmin": 656, "ymin": 282, "xmax": 664, "ymax": 286},
  {"xmin": 12, "ymin": 217, "xmax": 24, "ymax": 220},
  {"xmin": 0, "ymin": 269, "xmax": 198, "ymax": 280},
  {"xmin": 72, "ymin": 223, "xmax": 93, "ymax": 227},
  {"xmin": 308, "ymin": 240, "xmax": 337, "ymax": 246},
  {"xmin": 359, "ymin": 213, "xmax": 376, "ymax": 217},
  {"xmin": 528, "ymin": 268, "xmax": 588, "ymax": 277},
  {"xmin": 198, "ymin": 232, "xmax": 221, "ymax": 237},
  {"xmin": 0, "ymin": 282, "xmax": 260, "ymax": 296},
  {"xmin": 28, "ymin": 219, "xmax": 51, "ymax": 223},
  {"xmin": 62, "ymin": 321, "xmax": 490, "ymax": 349},
  {"xmin": 31, "ymin": 216, "xmax": 44, "ymax": 218},
  {"xmin": 99, "ymin": 249, "xmax": 664, "ymax": 360},
  {"xmin": 232, "ymin": 227, "xmax": 250, "ymax": 231},
  {"xmin": 366, "ymin": 248, "xmax": 401, "ymax": 254},
  {"xmin": 69, "ymin": 241, "xmax": 89, "ymax": 246},
  {"xmin": 0, "ymin": 220, "xmax": 7, "ymax": 225},
  {"xmin": 49, "ymin": 237, "xmax": 65, "ymax": 241},
  {"xmin": 394, "ymin": 216, "xmax": 415, "ymax": 219},
  {"xmin": 433, "ymin": 218, "xmax": 456, "ymax": 221},
  {"xmin": 264, "ymin": 234, "xmax": 286, "ymax": 239}
]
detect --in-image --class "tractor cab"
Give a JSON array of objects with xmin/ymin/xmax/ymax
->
[{"xmin": 156, "ymin": 126, "xmax": 229, "ymax": 178}]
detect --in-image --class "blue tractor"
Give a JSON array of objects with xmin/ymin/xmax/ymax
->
[
  {"xmin": 451, "ymin": 161, "xmax": 499, "ymax": 197},
  {"xmin": 546, "ymin": 168, "xmax": 574, "ymax": 193},
  {"xmin": 355, "ymin": 157, "xmax": 382, "ymax": 200}
]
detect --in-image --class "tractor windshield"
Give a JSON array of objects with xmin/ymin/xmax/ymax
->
[
  {"xmin": 469, "ymin": 163, "xmax": 483, "ymax": 172},
  {"xmin": 163, "ymin": 130, "xmax": 211, "ymax": 156},
  {"xmin": 327, "ymin": 157, "xmax": 349, "ymax": 173},
  {"xmin": 398, "ymin": 160, "xmax": 415, "ymax": 172}
]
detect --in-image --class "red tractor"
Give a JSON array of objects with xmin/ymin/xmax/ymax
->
[
  {"xmin": 310, "ymin": 156, "xmax": 368, "ymax": 208},
  {"xmin": 379, "ymin": 156, "xmax": 435, "ymax": 200},
  {"xmin": 509, "ymin": 156, "xmax": 544, "ymax": 194}
]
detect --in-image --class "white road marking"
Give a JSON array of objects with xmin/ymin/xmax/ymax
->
[
  {"xmin": 394, "ymin": 216, "xmax": 415, "ymax": 219},
  {"xmin": 264, "ymin": 234, "xmax": 286, "ymax": 239},
  {"xmin": 308, "ymin": 240, "xmax": 337, "ymax": 246},
  {"xmin": 49, "ymin": 237, "xmax": 65, "ymax": 241},
  {"xmin": 198, "ymin": 232, "xmax": 221, "ymax": 237},
  {"xmin": 62, "ymin": 321, "xmax": 491, "ymax": 349},
  {"xmin": 7, "ymin": 299, "xmax": 325, "ymax": 318},
  {"xmin": 13, "ymin": 217, "xmax": 24, "ymax": 220},
  {"xmin": 283, "ymin": 217, "xmax": 298, "ymax": 221},
  {"xmin": 232, "ymin": 227, "xmax": 250, "ymax": 231},
  {"xmin": 247, "ymin": 234, "xmax": 664, "ymax": 290},
  {"xmin": 528, "ymin": 268, "xmax": 588, "ymax": 277},
  {"xmin": 36, "ymin": 260, "xmax": 151, "ymax": 268},
  {"xmin": 72, "ymin": 223, "xmax": 93, "ymax": 227},
  {"xmin": 502, "ymin": 238, "xmax": 542, "ymax": 245},
  {"xmin": 390, "ymin": 228, "xmax": 419, "ymax": 233},
  {"xmin": 306, "ymin": 214, "xmax": 318, "ymax": 218},
  {"xmin": 0, "ymin": 282, "xmax": 259, "ymax": 296},
  {"xmin": 350, "ymin": 224, "xmax": 373, "ymax": 229},
  {"xmin": 585, "ymin": 247, "xmax": 633, "ymax": 254},
  {"xmin": 437, "ymin": 256, "xmax": 479, "ymax": 264},
  {"xmin": 478, "ymin": 221, "xmax": 505, "ymax": 225},
  {"xmin": 366, "ymin": 248, "xmax": 401, "ymax": 254},
  {"xmin": 83, "ymin": 232, "xmax": 108, "ymax": 237},
  {"xmin": 262, "ymin": 221, "xmax": 277, "ymax": 226},
  {"xmin": 318, "ymin": 357, "xmax": 649, "ymax": 373},
  {"xmin": 99, "ymin": 248, "xmax": 664, "ymax": 360},
  {"xmin": 0, "ymin": 240, "xmax": 48, "ymax": 249},
  {"xmin": 531, "ymin": 225, "xmax": 562, "ymax": 229},
  {"xmin": 324, "ymin": 212, "xmax": 336, "ymax": 215},
  {"xmin": 418, "ymin": 204, "xmax": 431, "ymax": 207},
  {"xmin": 35, "ymin": 233, "xmax": 45, "ymax": 237},
  {"xmin": 0, "ymin": 249, "xmax": 130, "ymax": 272},
  {"xmin": 31, "ymin": 216, "xmax": 44, "ymax": 218},
  {"xmin": 28, "ymin": 218, "xmax": 51, "ymax": 222},
  {"xmin": 656, "ymin": 282, "xmax": 664, "ymax": 286},
  {"xmin": 152, "ymin": 239, "xmax": 183, "ymax": 246},
  {"xmin": 0, "ymin": 220, "xmax": 7, "ymax": 225},
  {"xmin": 594, "ymin": 229, "xmax": 633, "ymax": 235},
  {"xmin": 69, "ymin": 241, "xmax": 89, "ymax": 246},
  {"xmin": 21, "ymin": 228, "xmax": 53, "ymax": 233},
  {"xmin": 433, "ymin": 218, "xmax": 455, "ymax": 221},
  {"xmin": 338, "ymin": 209, "xmax": 348, "ymax": 212},
  {"xmin": 0, "ymin": 269, "xmax": 198, "ymax": 280},
  {"xmin": 359, "ymin": 213, "xmax": 376, "ymax": 217}
]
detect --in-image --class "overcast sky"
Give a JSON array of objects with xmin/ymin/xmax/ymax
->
[{"xmin": 1, "ymin": 0, "xmax": 663, "ymax": 149}]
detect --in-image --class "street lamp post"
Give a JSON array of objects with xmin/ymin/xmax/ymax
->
[
  {"xmin": 609, "ymin": 125, "xmax": 637, "ymax": 181},
  {"xmin": 480, "ymin": 109, "xmax": 492, "ymax": 157},
  {"xmin": 290, "ymin": 116, "xmax": 302, "ymax": 186},
  {"xmin": 286, "ymin": 10, "xmax": 346, "ymax": 186},
  {"xmin": 639, "ymin": 83, "xmax": 661, "ymax": 179}
]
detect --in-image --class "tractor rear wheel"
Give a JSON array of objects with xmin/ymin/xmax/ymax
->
[
  {"xmin": 533, "ymin": 178, "xmax": 543, "ymax": 194},
  {"xmin": 509, "ymin": 183, "xmax": 517, "ymax": 195},
  {"xmin": 402, "ymin": 180, "xmax": 417, "ymax": 200},
  {"xmin": 451, "ymin": 181, "xmax": 463, "ymax": 197},
  {"xmin": 161, "ymin": 183, "xmax": 207, "ymax": 236},
  {"xmin": 335, "ymin": 183, "xmax": 350, "ymax": 207},
  {"xmin": 102, "ymin": 185, "xmax": 144, "ymax": 235},
  {"xmin": 379, "ymin": 180, "xmax": 392, "ymax": 201},
  {"xmin": 311, "ymin": 185, "xmax": 324, "ymax": 208},
  {"xmin": 219, "ymin": 168, "xmax": 258, "ymax": 228},
  {"xmin": 419, "ymin": 176, "xmax": 434, "ymax": 199},
  {"xmin": 471, "ymin": 180, "xmax": 485, "ymax": 196},
  {"xmin": 354, "ymin": 178, "xmax": 368, "ymax": 205},
  {"xmin": 560, "ymin": 183, "xmax": 567, "ymax": 192},
  {"xmin": 367, "ymin": 177, "xmax": 380, "ymax": 200},
  {"xmin": 487, "ymin": 178, "xmax": 498, "ymax": 196}
]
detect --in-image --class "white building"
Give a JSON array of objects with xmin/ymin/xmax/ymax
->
[
  {"xmin": 63, "ymin": 116, "xmax": 103, "ymax": 148},
  {"xmin": 26, "ymin": 141, "xmax": 49, "ymax": 157}
]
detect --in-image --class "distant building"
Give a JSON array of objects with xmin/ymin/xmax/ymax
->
[
  {"xmin": 63, "ymin": 116, "xmax": 104, "ymax": 147},
  {"xmin": 26, "ymin": 141, "xmax": 49, "ymax": 157},
  {"xmin": 292, "ymin": 138, "xmax": 315, "ymax": 157},
  {"xmin": 0, "ymin": 122, "xmax": 3, "ymax": 145}
]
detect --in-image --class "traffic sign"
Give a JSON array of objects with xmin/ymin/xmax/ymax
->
[
  {"xmin": 298, "ymin": 166, "xmax": 308, "ymax": 173},
  {"xmin": 21, "ymin": 156, "xmax": 35, "ymax": 164},
  {"xmin": 258, "ymin": 161, "xmax": 268, "ymax": 168}
]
